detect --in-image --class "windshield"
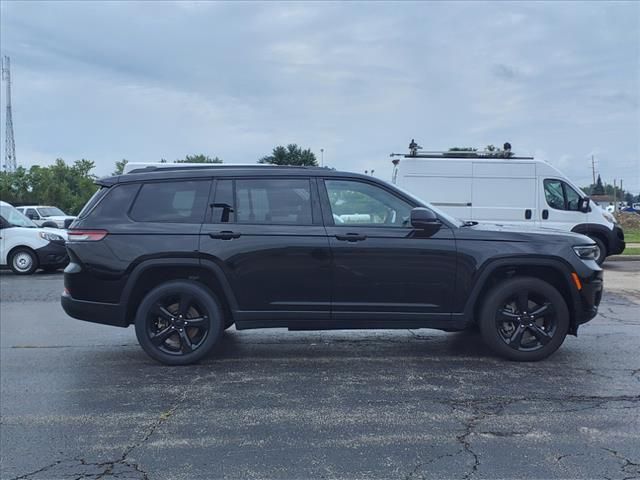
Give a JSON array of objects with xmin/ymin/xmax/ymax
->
[
  {"xmin": 38, "ymin": 207, "xmax": 66, "ymax": 217},
  {"xmin": 0, "ymin": 204, "xmax": 38, "ymax": 228},
  {"xmin": 392, "ymin": 185, "xmax": 465, "ymax": 227}
]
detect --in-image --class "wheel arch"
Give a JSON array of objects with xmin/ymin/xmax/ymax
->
[
  {"xmin": 121, "ymin": 258, "xmax": 238, "ymax": 327},
  {"xmin": 464, "ymin": 257, "xmax": 581, "ymax": 335},
  {"xmin": 571, "ymin": 223, "xmax": 611, "ymax": 252}
]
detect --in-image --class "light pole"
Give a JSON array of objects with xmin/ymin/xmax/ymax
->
[{"xmin": 320, "ymin": 148, "xmax": 324, "ymax": 167}]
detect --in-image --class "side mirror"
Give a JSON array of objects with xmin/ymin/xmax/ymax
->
[
  {"xmin": 410, "ymin": 207, "xmax": 440, "ymax": 230},
  {"xmin": 579, "ymin": 197, "xmax": 590, "ymax": 213},
  {"xmin": 26, "ymin": 212, "xmax": 37, "ymax": 220}
]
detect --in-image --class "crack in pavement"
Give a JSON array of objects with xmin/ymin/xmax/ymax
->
[
  {"xmin": 601, "ymin": 447, "xmax": 640, "ymax": 480},
  {"xmin": 8, "ymin": 375, "xmax": 205, "ymax": 480}
]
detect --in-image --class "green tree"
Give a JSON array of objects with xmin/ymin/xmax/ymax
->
[
  {"xmin": 259, "ymin": 144, "xmax": 318, "ymax": 166},
  {"xmin": 593, "ymin": 174, "xmax": 605, "ymax": 195},
  {"xmin": 0, "ymin": 159, "xmax": 97, "ymax": 215},
  {"xmin": 113, "ymin": 159, "xmax": 129, "ymax": 175},
  {"xmin": 175, "ymin": 154, "xmax": 222, "ymax": 164}
]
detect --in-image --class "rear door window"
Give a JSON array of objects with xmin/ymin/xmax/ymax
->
[
  {"xmin": 130, "ymin": 180, "xmax": 210, "ymax": 223},
  {"xmin": 210, "ymin": 178, "xmax": 313, "ymax": 225}
]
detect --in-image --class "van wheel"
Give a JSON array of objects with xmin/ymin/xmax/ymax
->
[
  {"xmin": 588, "ymin": 236, "xmax": 607, "ymax": 265},
  {"xmin": 134, "ymin": 280, "xmax": 224, "ymax": 365},
  {"xmin": 479, "ymin": 277, "xmax": 569, "ymax": 361},
  {"xmin": 9, "ymin": 248, "xmax": 38, "ymax": 275}
]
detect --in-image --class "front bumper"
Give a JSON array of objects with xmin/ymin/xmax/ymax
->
[
  {"xmin": 35, "ymin": 241, "xmax": 69, "ymax": 268},
  {"xmin": 608, "ymin": 226, "xmax": 625, "ymax": 255},
  {"xmin": 575, "ymin": 269, "xmax": 603, "ymax": 326}
]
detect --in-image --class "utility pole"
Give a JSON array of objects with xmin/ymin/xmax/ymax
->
[
  {"xmin": 613, "ymin": 179, "xmax": 617, "ymax": 213},
  {"xmin": 2, "ymin": 56, "xmax": 17, "ymax": 172},
  {"xmin": 320, "ymin": 148, "xmax": 324, "ymax": 167},
  {"xmin": 591, "ymin": 155, "xmax": 596, "ymax": 186}
]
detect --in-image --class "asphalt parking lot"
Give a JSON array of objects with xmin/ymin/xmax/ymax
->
[{"xmin": 1, "ymin": 264, "xmax": 639, "ymax": 480}]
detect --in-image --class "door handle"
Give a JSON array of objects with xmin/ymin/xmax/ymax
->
[
  {"xmin": 525, "ymin": 209, "xmax": 532, "ymax": 220},
  {"xmin": 542, "ymin": 209, "xmax": 549, "ymax": 220},
  {"xmin": 209, "ymin": 231, "xmax": 241, "ymax": 240},
  {"xmin": 335, "ymin": 233, "xmax": 367, "ymax": 242}
]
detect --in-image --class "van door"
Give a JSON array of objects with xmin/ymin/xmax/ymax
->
[
  {"xmin": 397, "ymin": 159, "xmax": 473, "ymax": 221},
  {"xmin": 471, "ymin": 162, "xmax": 537, "ymax": 227},
  {"xmin": 539, "ymin": 178, "xmax": 584, "ymax": 231}
]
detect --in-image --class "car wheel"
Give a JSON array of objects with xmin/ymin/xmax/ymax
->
[
  {"xmin": 9, "ymin": 248, "xmax": 38, "ymax": 275},
  {"xmin": 41, "ymin": 221, "xmax": 59, "ymax": 228},
  {"xmin": 479, "ymin": 277, "xmax": 569, "ymax": 361},
  {"xmin": 588, "ymin": 236, "xmax": 607, "ymax": 265},
  {"xmin": 134, "ymin": 280, "xmax": 224, "ymax": 365}
]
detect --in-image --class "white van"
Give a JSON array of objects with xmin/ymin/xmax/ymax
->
[
  {"xmin": 391, "ymin": 150, "xmax": 625, "ymax": 264},
  {"xmin": 0, "ymin": 201, "xmax": 69, "ymax": 274}
]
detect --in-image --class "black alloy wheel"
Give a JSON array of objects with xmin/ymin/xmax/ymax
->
[
  {"xmin": 135, "ymin": 280, "xmax": 224, "ymax": 365},
  {"xmin": 479, "ymin": 277, "xmax": 569, "ymax": 361}
]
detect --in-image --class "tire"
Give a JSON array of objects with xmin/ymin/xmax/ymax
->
[
  {"xmin": 479, "ymin": 277, "xmax": 569, "ymax": 361},
  {"xmin": 588, "ymin": 236, "xmax": 607, "ymax": 266},
  {"xmin": 134, "ymin": 280, "xmax": 224, "ymax": 365},
  {"xmin": 41, "ymin": 221, "xmax": 59, "ymax": 228},
  {"xmin": 9, "ymin": 248, "xmax": 39, "ymax": 275}
]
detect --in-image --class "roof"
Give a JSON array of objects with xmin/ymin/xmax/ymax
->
[{"xmin": 97, "ymin": 164, "xmax": 372, "ymax": 187}]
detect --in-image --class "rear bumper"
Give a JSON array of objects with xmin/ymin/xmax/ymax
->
[
  {"xmin": 607, "ymin": 226, "xmax": 625, "ymax": 255},
  {"xmin": 61, "ymin": 292, "xmax": 128, "ymax": 327}
]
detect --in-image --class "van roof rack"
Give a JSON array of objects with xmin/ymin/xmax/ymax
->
[
  {"xmin": 390, "ymin": 151, "xmax": 534, "ymax": 160},
  {"xmin": 391, "ymin": 140, "xmax": 534, "ymax": 160}
]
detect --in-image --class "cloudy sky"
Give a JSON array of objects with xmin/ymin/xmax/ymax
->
[{"xmin": 1, "ymin": 1, "xmax": 639, "ymax": 192}]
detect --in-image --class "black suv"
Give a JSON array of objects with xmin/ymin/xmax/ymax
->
[{"xmin": 62, "ymin": 165, "xmax": 603, "ymax": 365}]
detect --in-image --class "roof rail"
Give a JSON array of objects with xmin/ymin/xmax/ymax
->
[{"xmin": 124, "ymin": 162, "xmax": 330, "ymax": 174}]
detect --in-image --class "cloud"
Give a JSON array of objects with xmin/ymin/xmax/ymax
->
[{"xmin": 0, "ymin": 1, "xmax": 638, "ymax": 192}]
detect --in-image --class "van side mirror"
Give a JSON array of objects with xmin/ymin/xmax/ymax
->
[
  {"xmin": 410, "ymin": 208, "xmax": 440, "ymax": 231},
  {"xmin": 579, "ymin": 198, "xmax": 590, "ymax": 213}
]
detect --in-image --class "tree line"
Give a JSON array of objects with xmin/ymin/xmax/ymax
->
[{"xmin": 0, "ymin": 145, "xmax": 318, "ymax": 215}]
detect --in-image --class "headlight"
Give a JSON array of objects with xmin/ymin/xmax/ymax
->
[
  {"xmin": 39, "ymin": 231, "xmax": 65, "ymax": 242},
  {"xmin": 602, "ymin": 212, "xmax": 617, "ymax": 224},
  {"xmin": 573, "ymin": 245, "xmax": 598, "ymax": 260}
]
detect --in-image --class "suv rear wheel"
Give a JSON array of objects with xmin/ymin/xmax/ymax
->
[
  {"xmin": 134, "ymin": 280, "xmax": 224, "ymax": 365},
  {"xmin": 479, "ymin": 277, "xmax": 569, "ymax": 361}
]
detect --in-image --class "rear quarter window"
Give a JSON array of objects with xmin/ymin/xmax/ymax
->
[
  {"xmin": 129, "ymin": 180, "xmax": 210, "ymax": 223},
  {"xmin": 87, "ymin": 184, "xmax": 141, "ymax": 220}
]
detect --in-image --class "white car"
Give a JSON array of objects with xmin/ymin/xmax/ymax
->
[
  {"xmin": 15, "ymin": 205, "xmax": 76, "ymax": 229},
  {"xmin": 0, "ymin": 201, "xmax": 69, "ymax": 274}
]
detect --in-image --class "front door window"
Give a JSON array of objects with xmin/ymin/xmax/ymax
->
[{"xmin": 324, "ymin": 180, "xmax": 412, "ymax": 227}]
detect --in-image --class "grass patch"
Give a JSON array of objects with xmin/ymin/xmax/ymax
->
[
  {"xmin": 621, "ymin": 247, "xmax": 640, "ymax": 256},
  {"xmin": 624, "ymin": 229, "xmax": 640, "ymax": 243}
]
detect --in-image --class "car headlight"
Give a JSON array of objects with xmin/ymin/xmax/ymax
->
[
  {"xmin": 573, "ymin": 245, "xmax": 598, "ymax": 260},
  {"xmin": 602, "ymin": 211, "xmax": 617, "ymax": 224},
  {"xmin": 39, "ymin": 231, "xmax": 65, "ymax": 242}
]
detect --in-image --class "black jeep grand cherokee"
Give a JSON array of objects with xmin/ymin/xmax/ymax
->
[{"xmin": 62, "ymin": 165, "xmax": 603, "ymax": 365}]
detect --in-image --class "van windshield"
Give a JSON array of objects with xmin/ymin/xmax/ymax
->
[{"xmin": 0, "ymin": 204, "xmax": 38, "ymax": 228}]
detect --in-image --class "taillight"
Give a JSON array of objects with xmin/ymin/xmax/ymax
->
[{"xmin": 67, "ymin": 229, "xmax": 108, "ymax": 241}]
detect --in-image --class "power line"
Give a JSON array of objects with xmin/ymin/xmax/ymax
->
[{"xmin": 2, "ymin": 56, "xmax": 17, "ymax": 172}]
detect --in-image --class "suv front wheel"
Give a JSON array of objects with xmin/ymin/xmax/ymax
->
[
  {"xmin": 479, "ymin": 277, "xmax": 569, "ymax": 361},
  {"xmin": 134, "ymin": 280, "xmax": 224, "ymax": 365}
]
